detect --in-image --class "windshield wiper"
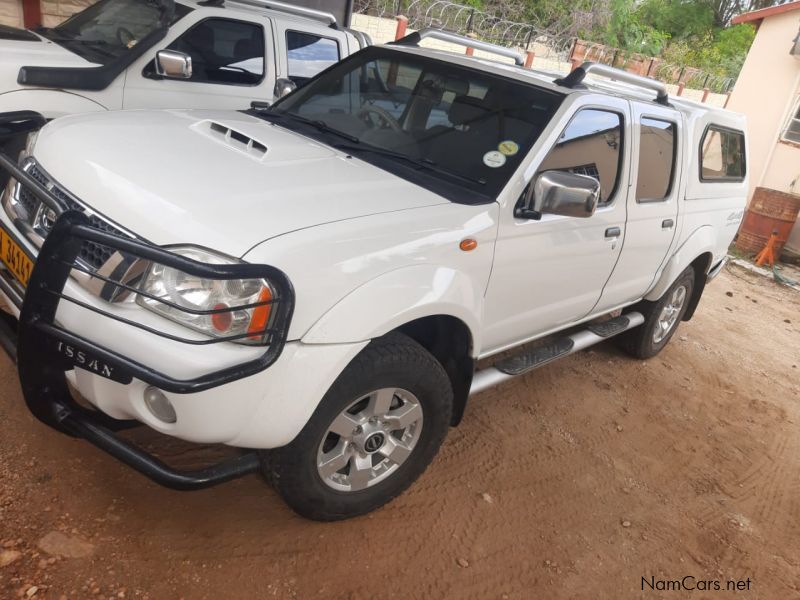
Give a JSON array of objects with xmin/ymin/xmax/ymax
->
[
  {"xmin": 333, "ymin": 143, "xmax": 487, "ymax": 186},
  {"xmin": 258, "ymin": 111, "xmax": 360, "ymax": 143}
]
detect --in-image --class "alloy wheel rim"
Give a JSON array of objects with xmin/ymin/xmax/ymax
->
[
  {"xmin": 316, "ymin": 388, "xmax": 424, "ymax": 492},
  {"xmin": 653, "ymin": 284, "xmax": 687, "ymax": 344}
]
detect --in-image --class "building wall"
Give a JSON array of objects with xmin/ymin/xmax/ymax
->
[
  {"xmin": 0, "ymin": 0, "xmax": 92, "ymax": 28},
  {"xmin": 40, "ymin": 0, "xmax": 93, "ymax": 27},
  {"xmin": 0, "ymin": 0, "xmax": 23, "ymax": 27},
  {"xmin": 726, "ymin": 10, "xmax": 800, "ymax": 254}
]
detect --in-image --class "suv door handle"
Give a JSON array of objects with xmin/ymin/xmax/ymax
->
[
  {"xmin": 662, "ymin": 219, "xmax": 674, "ymax": 229},
  {"xmin": 605, "ymin": 227, "xmax": 621, "ymax": 238}
]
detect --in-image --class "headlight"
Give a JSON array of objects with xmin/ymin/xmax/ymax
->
[{"xmin": 136, "ymin": 246, "xmax": 275, "ymax": 346}]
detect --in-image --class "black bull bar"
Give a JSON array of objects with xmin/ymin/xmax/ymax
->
[{"xmin": 0, "ymin": 112, "xmax": 294, "ymax": 489}]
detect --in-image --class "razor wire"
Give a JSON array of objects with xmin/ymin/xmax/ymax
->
[{"xmin": 354, "ymin": 0, "xmax": 735, "ymax": 93}]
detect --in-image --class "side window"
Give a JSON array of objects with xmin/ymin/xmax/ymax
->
[
  {"xmin": 286, "ymin": 31, "xmax": 339, "ymax": 86},
  {"xmin": 700, "ymin": 126, "xmax": 746, "ymax": 181},
  {"xmin": 636, "ymin": 117, "xmax": 676, "ymax": 202},
  {"xmin": 538, "ymin": 109, "xmax": 623, "ymax": 205},
  {"xmin": 167, "ymin": 18, "xmax": 264, "ymax": 85}
]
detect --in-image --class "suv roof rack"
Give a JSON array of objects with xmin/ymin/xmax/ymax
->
[
  {"xmin": 393, "ymin": 28, "xmax": 524, "ymax": 66},
  {"xmin": 224, "ymin": 0, "xmax": 338, "ymax": 27},
  {"xmin": 555, "ymin": 61, "xmax": 669, "ymax": 105}
]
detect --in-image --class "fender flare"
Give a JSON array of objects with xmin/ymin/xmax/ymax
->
[
  {"xmin": 645, "ymin": 225, "xmax": 716, "ymax": 302},
  {"xmin": 302, "ymin": 264, "xmax": 483, "ymax": 356},
  {"xmin": 0, "ymin": 89, "xmax": 108, "ymax": 119}
]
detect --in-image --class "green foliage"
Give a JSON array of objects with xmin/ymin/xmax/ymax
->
[
  {"xmin": 660, "ymin": 23, "xmax": 755, "ymax": 78},
  {"xmin": 577, "ymin": 0, "xmax": 756, "ymax": 79}
]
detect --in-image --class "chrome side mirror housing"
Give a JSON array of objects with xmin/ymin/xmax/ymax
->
[
  {"xmin": 155, "ymin": 49, "xmax": 192, "ymax": 79},
  {"xmin": 274, "ymin": 78, "xmax": 297, "ymax": 99},
  {"xmin": 516, "ymin": 170, "xmax": 601, "ymax": 220}
]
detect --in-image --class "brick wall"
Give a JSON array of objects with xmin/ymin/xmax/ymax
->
[
  {"xmin": 40, "ymin": 0, "xmax": 93, "ymax": 27},
  {"xmin": 0, "ymin": 0, "xmax": 23, "ymax": 27},
  {"xmin": 0, "ymin": 0, "xmax": 93, "ymax": 28}
]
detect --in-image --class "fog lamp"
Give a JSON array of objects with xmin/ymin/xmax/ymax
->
[{"xmin": 143, "ymin": 386, "xmax": 177, "ymax": 424}]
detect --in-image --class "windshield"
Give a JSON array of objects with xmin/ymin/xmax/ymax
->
[
  {"xmin": 40, "ymin": 0, "xmax": 179, "ymax": 64},
  {"xmin": 265, "ymin": 47, "xmax": 563, "ymax": 204}
]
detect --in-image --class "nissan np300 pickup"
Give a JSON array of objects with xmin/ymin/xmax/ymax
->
[{"xmin": 0, "ymin": 30, "xmax": 746, "ymax": 520}]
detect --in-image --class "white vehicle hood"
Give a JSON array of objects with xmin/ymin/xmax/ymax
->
[
  {"xmin": 32, "ymin": 110, "xmax": 451, "ymax": 256},
  {"xmin": 0, "ymin": 36, "xmax": 94, "ymax": 94}
]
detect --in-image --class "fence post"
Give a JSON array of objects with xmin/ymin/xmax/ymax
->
[
  {"xmin": 724, "ymin": 92, "xmax": 732, "ymax": 108},
  {"xmin": 677, "ymin": 82, "xmax": 685, "ymax": 96},
  {"xmin": 646, "ymin": 58, "xmax": 655, "ymax": 77},
  {"xmin": 569, "ymin": 39, "xmax": 581, "ymax": 71},
  {"xmin": 701, "ymin": 88, "xmax": 710, "ymax": 103},
  {"xmin": 394, "ymin": 15, "xmax": 408, "ymax": 41},
  {"xmin": 525, "ymin": 50, "xmax": 535, "ymax": 68}
]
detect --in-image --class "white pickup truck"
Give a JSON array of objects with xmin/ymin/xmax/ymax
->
[
  {"xmin": 0, "ymin": 0, "xmax": 366, "ymax": 119},
  {"xmin": 0, "ymin": 30, "xmax": 747, "ymax": 521}
]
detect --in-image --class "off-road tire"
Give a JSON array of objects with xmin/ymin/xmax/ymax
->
[
  {"xmin": 617, "ymin": 266, "xmax": 695, "ymax": 359},
  {"xmin": 262, "ymin": 332, "xmax": 453, "ymax": 521}
]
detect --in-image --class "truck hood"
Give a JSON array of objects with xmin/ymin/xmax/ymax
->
[
  {"xmin": 32, "ymin": 110, "xmax": 451, "ymax": 256},
  {"xmin": 0, "ymin": 34, "xmax": 94, "ymax": 94}
]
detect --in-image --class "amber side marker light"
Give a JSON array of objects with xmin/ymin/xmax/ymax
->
[
  {"xmin": 247, "ymin": 286, "xmax": 274, "ymax": 340},
  {"xmin": 459, "ymin": 238, "xmax": 478, "ymax": 252}
]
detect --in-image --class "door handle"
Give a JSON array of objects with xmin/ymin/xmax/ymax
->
[
  {"xmin": 662, "ymin": 219, "xmax": 674, "ymax": 229},
  {"xmin": 605, "ymin": 227, "xmax": 621, "ymax": 238}
]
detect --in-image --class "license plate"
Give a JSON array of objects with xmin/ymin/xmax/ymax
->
[{"xmin": 0, "ymin": 226, "xmax": 33, "ymax": 287}]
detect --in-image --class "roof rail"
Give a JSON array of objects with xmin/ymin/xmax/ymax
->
[
  {"xmin": 555, "ymin": 61, "xmax": 669, "ymax": 105},
  {"xmin": 392, "ymin": 28, "xmax": 524, "ymax": 66},
  {"xmin": 226, "ymin": 0, "xmax": 338, "ymax": 27}
]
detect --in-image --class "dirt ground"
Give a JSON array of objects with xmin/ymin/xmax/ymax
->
[{"xmin": 1, "ymin": 264, "xmax": 799, "ymax": 600}]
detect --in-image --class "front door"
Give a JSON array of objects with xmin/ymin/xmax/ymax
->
[
  {"xmin": 594, "ymin": 101, "xmax": 682, "ymax": 310},
  {"xmin": 122, "ymin": 14, "xmax": 276, "ymax": 110},
  {"xmin": 481, "ymin": 96, "xmax": 632, "ymax": 354}
]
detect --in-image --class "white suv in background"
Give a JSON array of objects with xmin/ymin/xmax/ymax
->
[
  {"xmin": 0, "ymin": 30, "xmax": 746, "ymax": 521},
  {"xmin": 0, "ymin": 0, "xmax": 367, "ymax": 118}
]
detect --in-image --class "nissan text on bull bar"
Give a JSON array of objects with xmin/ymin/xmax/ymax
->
[{"xmin": 0, "ymin": 33, "xmax": 747, "ymax": 521}]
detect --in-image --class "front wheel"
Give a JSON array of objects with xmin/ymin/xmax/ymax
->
[
  {"xmin": 262, "ymin": 332, "xmax": 453, "ymax": 521},
  {"xmin": 617, "ymin": 266, "xmax": 695, "ymax": 359}
]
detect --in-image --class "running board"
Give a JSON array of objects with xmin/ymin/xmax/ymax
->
[{"xmin": 469, "ymin": 312, "xmax": 645, "ymax": 396}]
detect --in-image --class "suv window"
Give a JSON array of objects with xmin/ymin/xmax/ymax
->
[
  {"xmin": 167, "ymin": 18, "xmax": 264, "ymax": 85},
  {"xmin": 286, "ymin": 31, "xmax": 340, "ymax": 86},
  {"xmin": 538, "ymin": 109, "xmax": 623, "ymax": 205},
  {"xmin": 700, "ymin": 126, "xmax": 745, "ymax": 181},
  {"xmin": 636, "ymin": 117, "xmax": 676, "ymax": 202}
]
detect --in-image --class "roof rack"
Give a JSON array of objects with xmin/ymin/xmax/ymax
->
[
  {"xmin": 555, "ymin": 61, "xmax": 669, "ymax": 105},
  {"xmin": 392, "ymin": 28, "xmax": 525, "ymax": 66},
  {"xmin": 225, "ymin": 0, "xmax": 338, "ymax": 27}
]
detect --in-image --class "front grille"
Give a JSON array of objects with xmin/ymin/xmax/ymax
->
[{"xmin": 11, "ymin": 161, "xmax": 128, "ymax": 270}]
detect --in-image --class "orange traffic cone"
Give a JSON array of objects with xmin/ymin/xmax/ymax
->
[{"xmin": 755, "ymin": 230, "xmax": 779, "ymax": 267}]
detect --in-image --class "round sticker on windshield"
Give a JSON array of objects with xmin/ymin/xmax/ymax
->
[
  {"xmin": 483, "ymin": 151, "xmax": 506, "ymax": 168},
  {"xmin": 498, "ymin": 140, "xmax": 519, "ymax": 156}
]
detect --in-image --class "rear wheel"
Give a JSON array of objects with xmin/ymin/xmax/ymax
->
[
  {"xmin": 263, "ymin": 332, "xmax": 453, "ymax": 521},
  {"xmin": 618, "ymin": 266, "xmax": 695, "ymax": 359}
]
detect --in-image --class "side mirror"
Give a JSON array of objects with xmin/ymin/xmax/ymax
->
[
  {"xmin": 516, "ymin": 170, "xmax": 601, "ymax": 220},
  {"xmin": 155, "ymin": 49, "xmax": 192, "ymax": 79},
  {"xmin": 274, "ymin": 78, "xmax": 297, "ymax": 99}
]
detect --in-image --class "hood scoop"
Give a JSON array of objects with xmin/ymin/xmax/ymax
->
[{"xmin": 196, "ymin": 120, "xmax": 268, "ymax": 160}]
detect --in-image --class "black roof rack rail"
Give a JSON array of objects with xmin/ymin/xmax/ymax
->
[{"xmin": 555, "ymin": 61, "xmax": 669, "ymax": 105}]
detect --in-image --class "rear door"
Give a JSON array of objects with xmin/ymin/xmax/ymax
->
[
  {"xmin": 273, "ymin": 21, "xmax": 346, "ymax": 88},
  {"xmin": 594, "ymin": 101, "xmax": 682, "ymax": 310}
]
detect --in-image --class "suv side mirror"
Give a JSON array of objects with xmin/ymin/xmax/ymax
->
[
  {"xmin": 274, "ymin": 78, "xmax": 297, "ymax": 99},
  {"xmin": 516, "ymin": 170, "xmax": 601, "ymax": 220},
  {"xmin": 155, "ymin": 50, "xmax": 192, "ymax": 79}
]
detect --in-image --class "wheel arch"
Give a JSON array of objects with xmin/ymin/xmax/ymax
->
[{"xmin": 393, "ymin": 315, "xmax": 475, "ymax": 426}]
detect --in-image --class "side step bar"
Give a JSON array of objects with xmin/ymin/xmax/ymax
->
[{"xmin": 469, "ymin": 312, "xmax": 644, "ymax": 396}]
